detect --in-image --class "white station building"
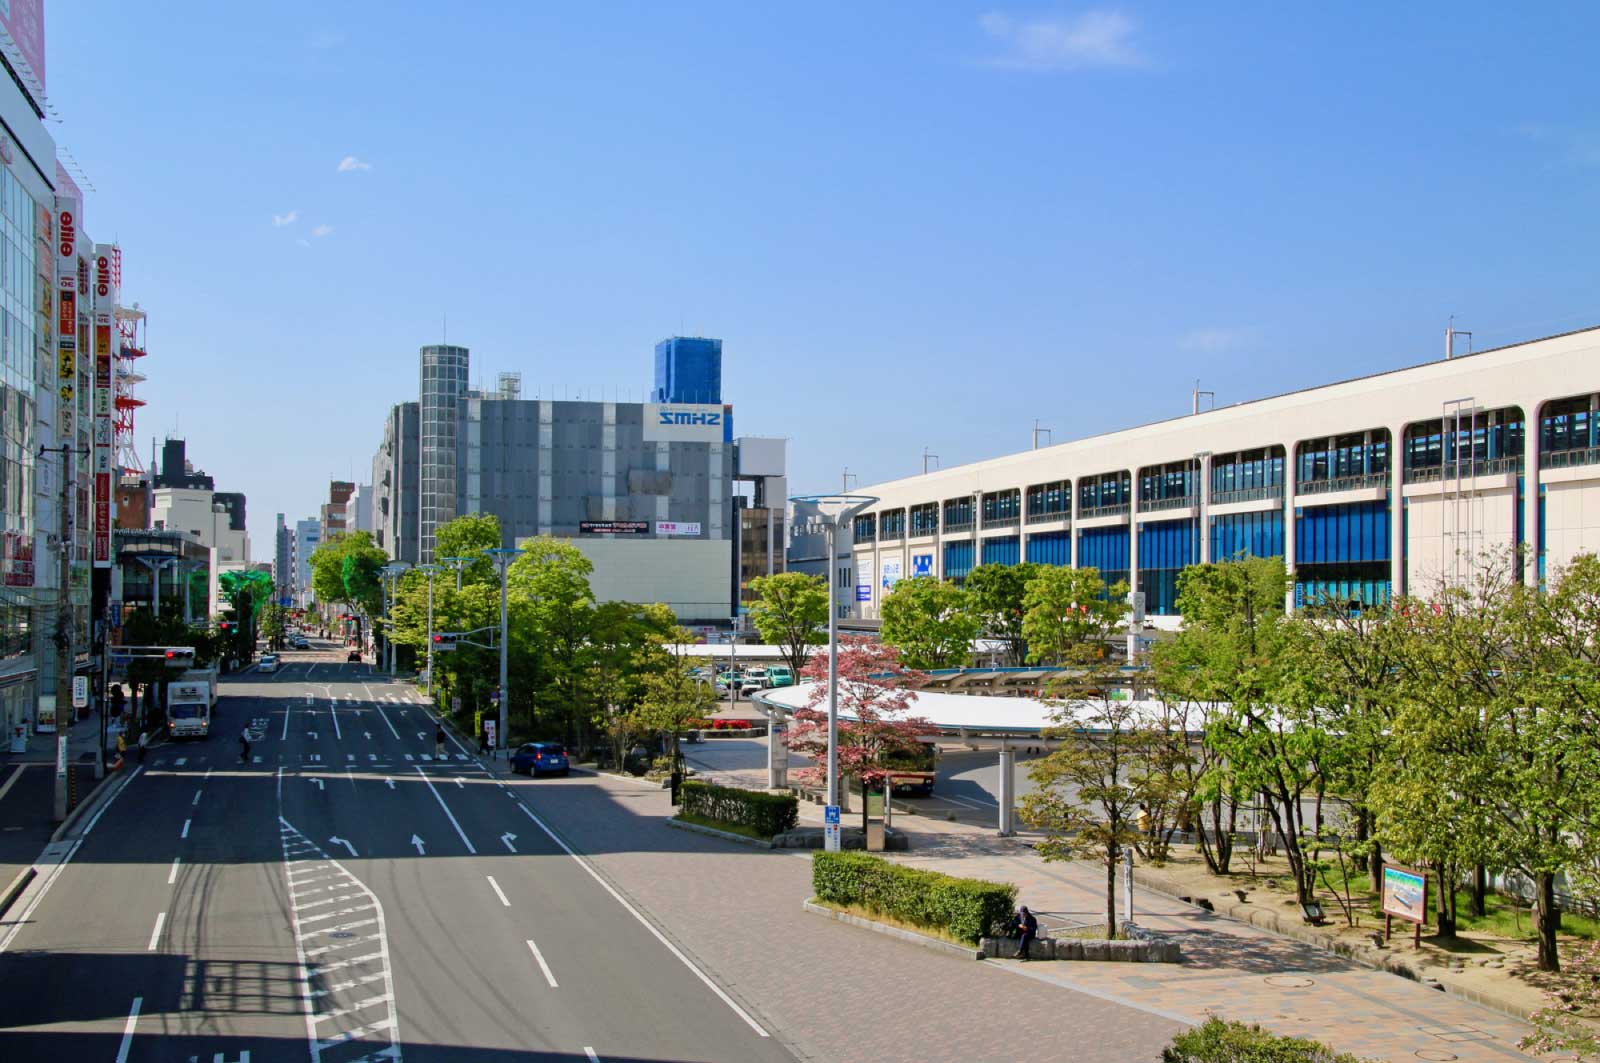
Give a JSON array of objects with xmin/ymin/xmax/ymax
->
[{"xmin": 844, "ymin": 326, "xmax": 1600, "ymax": 621}]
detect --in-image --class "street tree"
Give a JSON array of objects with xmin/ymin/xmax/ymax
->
[
  {"xmin": 434, "ymin": 513, "xmax": 502, "ymax": 585},
  {"xmin": 784, "ymin": 636, "xmax": 938, "ymax": 805},
  {"xmin": 747, "ymin": 572, "xmax": 829, "ymax": 679},
  {"xmin": 631, "ymin": 656, "xmax": 717, "ymax": 763},
  {"xmin": 963, "ymin": 562, "xmax": 1041, "ymax": 666},
  {"xmin": 1021, "ymin": 565, "xmax": 1125, "ymax": 666},
  {"xmin": 878, "ymin": 576, "xmax": 979, "ymax": 669}
]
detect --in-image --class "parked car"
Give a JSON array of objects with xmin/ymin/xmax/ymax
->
[
  {"xmin": 259, "ymin": 654, "xmax": 280, "ymax": 674},
  {"xmin": 346, "ymin": 650, "xmax": 361, "ymax": 663},
  {"xmin": 511, "ymin": 742, "xmax": 570, "ymax": 777},
  {"xmin": 739, "ymin": 669, "xmax": 770, "ymax": 695},
  {"xmin": 766, "ymin": 665, "xmax": 795, "ymax": 688}
]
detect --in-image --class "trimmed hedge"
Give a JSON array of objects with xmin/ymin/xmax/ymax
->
[
  {"xmin": 679, "ymin": 780, "xmax": 798, "ymax": 837},
  {"xmin": 1164, "ymin": 1018, "xmax": 1374, "ymax": 1063},
  {"xmin": 812, "ymin": 851, "xmax": 1016, "ymax": 946}
]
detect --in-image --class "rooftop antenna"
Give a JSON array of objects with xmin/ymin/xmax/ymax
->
[
  {"xmin": 1445, "ymin": 315, "xmax": 1472, "ymax": 360},
  {"xmin": 842, "ymin": 468, "xmax": 859, "ymax": 492},
  {"xmin": 1032, "ymin": 420, "xmax": 1053, "ymax": 449},
  {"xmin": 1192, "ymin": 380, "xmax": 1216, "ymax": 416},
  {"xmin": 922, "ymin": 447, "xmax": 939, "ymax": 475}
]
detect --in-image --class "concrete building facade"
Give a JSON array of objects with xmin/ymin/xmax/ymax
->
[
  {"xmin": 371, "ymin": 401, "xmax": 420, "ymax": 565},
  {"xmin": 842, "ymin": 327, "xmax": 1600, "ymax": 623},
  {"xmin": 419, "ymin": 344, "xmax": 469, "ymax": 563}
]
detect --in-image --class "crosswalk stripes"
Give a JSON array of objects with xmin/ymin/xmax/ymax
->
[{"xmin": 280, "ymin": 817, "xmax": 402, "ymax": 1062}]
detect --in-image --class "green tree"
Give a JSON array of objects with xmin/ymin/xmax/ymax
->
[
  {"xmin": 963, "ymin": 563, "xmax": 1041, "ymax": 666},
  {"xmin": 1021, "ymin": 565, "xmax": 1125, "ymax": 665},
  {"xmin": 878, "ymin": 577, "xmax": 978, "ymax": 669},
  {"xmin": 747, "ymin": 572, "xmax": 829, "ymax": 679},
  {"xmin": 434, "ymin": 513, "xmax": 502, "ymax": 585},
  {"xmin": 631, "ymin": 657, "xmax": 717, "ymax": 762},
  {"xmin": 510, "ymin": 537, "xmax": 598, "ymax": 748},
  {"xmin": 309, "ymin": 531, "xmax": 388, "ymax": 621}
]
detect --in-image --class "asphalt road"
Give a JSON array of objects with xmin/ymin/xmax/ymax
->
[{"xmin": 0, "ymin": 638, "xmax": 796, "ymax": 1063}]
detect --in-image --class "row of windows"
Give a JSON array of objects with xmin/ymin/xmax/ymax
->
[{"xmin": 1213, "ymin": 448, "xmax": 1286, "ymax": 495}]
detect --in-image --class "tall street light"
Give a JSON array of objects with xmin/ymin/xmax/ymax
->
[
  {"xmin": 440, "ymin": 556, "xmax": 470, "ymax": 592},
  {"xmin": 417, "ymin": 564, "xmax": 440, "ymax": 690},
  {"xmin": 135, "ymin": 556, "xmax": 179, "ymax": 617},
  {"xmin": 485, "ymin": 547, "xmax": 521, "ymax": 761},
  {"xmin": 380, "ymin": 562, "xmax": 411, "ymax": 674},
  {"xmin": 790, "ymin": 494, "xmax": 876, "ymax": 833}
]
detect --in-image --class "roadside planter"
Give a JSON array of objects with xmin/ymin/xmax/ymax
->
[{"xmin": 979, "ymin": 922, "xmax": 1181, "ymax": 963}]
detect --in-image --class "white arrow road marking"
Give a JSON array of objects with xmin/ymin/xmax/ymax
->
[
  {"xmin": 329, "ymin": 836, "xmax": 358, "ymax": 857},
  {"xmin": 410, "ymin": 834, "xmax": 426, "ymax": 855},
  {"xmin": 306, "ymin": 732, "xmax": 318, "ymax": 741},
  {"xmin": 501, "ymin": 833, "xmax": 517, "ymax": 853},
  {"xmin": 486, "ymin": 876, "xmax": 510, "ymax": 906},
  {"xmin": 310, "ymin": 779, "xmax": 325, "ymax": 791},
  {"xmin": 364, "ymin": 732, "xmax": 373, "ymax": 740},
  {"xmin": 305, "ymin": 695, "xmax": 314, "ymax": 705},
  {"xmin": 280, "ymin": 818, "xmax": 400, "ymax": 1062},
  {"xmin": 527, "ymin": 939, "xmax": 558, "ymax": 988},
  {"xmin": 368, "ymin": 753, "xmax": 377, "ymax": 762},
  {"xmin": 347, "ymin": 754, "xmax": 355, "ymax": 762},
  {"xmin": 414, "ymin": 767, "xmax": 476, "ymax": 853},
  {"xmin": 403, "ymin": 754, "xmax": 413, "ymax": 762},
  {"xmin": 415, "ymin": 731, "xmax": 426, "ymax": 741}
]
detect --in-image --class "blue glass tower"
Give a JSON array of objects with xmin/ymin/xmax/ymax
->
[{"xmin": 652, "ymin": 337, "xmax": 722, "ymax": 404}]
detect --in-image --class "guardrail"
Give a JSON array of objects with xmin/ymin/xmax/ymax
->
[
  {"xmin": 981, "ymin": 514, "xmax": 1020, "ymax": 529},
  {"xmin": 1077, "ymin": 503, "xmax": 1130, "ymax": 519},
  {"xmin": 1026, "ymin": 509, "xmax": 1070, "ymax": 524},
  {"xmin": 1210, "ymin": 485, "xmax": 1283, "ymax": 505},
  {"xmin": 1139, "ymin": 496, "xmax": 1195, "ymax": 513},
  {"xmin": 1297, "ymin": 472, "xmax": 1388, "ymax": 495},
  {"xmin": 1403, "ymin": 455, "xmax": 1523, "ymax": 484},
  {"xmin": 1540, "ymin": 445, "xmax": 1600, "ymax": 471}
]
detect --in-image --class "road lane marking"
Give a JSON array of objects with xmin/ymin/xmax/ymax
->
[
  {"xmin": 192, "ymin": 789, "xmax": 202, "ymax": 806},
  {"xmin": 147, "ymin": 912, "xmax": 165, "ymax": 951},
  {"xmin": 514, "ymin": 801, "xmax": 769, "ymax": 1037},
  {"xmin": 181, "ymin": 818, "xmax": 191, "ymax": 839},
  {"xmin": 331, "ymin": 702, "xmax": 342, "ymax": 741},
  {"xmin": 374, "ymin": 700, "xmax": 401, "ymax": 740},
  {"xmin": 486, "ymin": 875, "xmax": 510, "ymax": 907},
  {"xmin": 584, "ymin": 1048, "xmax": 600, "ymax": 1062},
  {"xmin": 174, "ymin": 757, "xmax": 187, "ymax": 767},
  {"xmin": 282, "ymin": 705, "xmax": 291, "ymax": 740},
  {"xmin": 277, "ymin": 765, "xmax": 285, "ymax": 803},
  {"xmin": 115, "ymin": 997, "xmax": 143, "ymax": 1063},
  {"xmin": 527, "ymin": 939, "xmax": 558, "ymax": 987},
  {"xmin": 168, "ymin": 857, "xmax": 180, "ymax": 884},
  {"xmin": 414, "ymin": 767, "xmax": 476, "ymax": 853},
  {"xmin": 0, "ymin": 764, "xmax": 25, "ymax": 803}
]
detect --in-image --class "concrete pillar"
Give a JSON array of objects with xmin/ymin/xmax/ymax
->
[
  {"xmin": 1523, "ymin": 398, "xmax": 1542, "ymax": 587},
  {"xmin": 1196, "ymin": 453, "xmax": 1211, "ymax": 565},
  {"xmin": 1069, "ymin": 478, "xmax": 1079, "ymax": 568},
  {"xmin": 997, "ymin": 746, "xmax": 1016, "ymax": 837},
  {"xmin": 1390, "ymin": 423, "xmax": 1408, "ymax": 598},
  {"xmin": 1127, "ymin": 472, "xmax": 1140, "ymax": 599},
  {"xmin": 767, "ymin": 711, "xmax": 788, "ymax": 790},
  {"xmin": 1283, "ymin": 440, "xmax": 1298, "ymax": 612}
]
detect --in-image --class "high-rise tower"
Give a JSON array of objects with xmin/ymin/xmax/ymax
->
[{"xmin": 419, "ymin": 344, "xmax": 469, "ymax": 562}]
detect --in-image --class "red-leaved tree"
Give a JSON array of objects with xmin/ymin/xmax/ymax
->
[{"xmin": 783, "ymin": 636, "xmax": 939, "ymax": 793}]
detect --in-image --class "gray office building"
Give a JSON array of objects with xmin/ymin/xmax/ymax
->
[
  {"xmin": 419, "ymin": 345, "xmax": 469, "ymax": 563},
  {"xmin": 372, "ymin": 401, "xmax": 421, "ymax": 565}
]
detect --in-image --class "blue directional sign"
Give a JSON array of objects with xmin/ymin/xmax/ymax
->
[
  {"xmin": 911, "ymin": 554, "xmax": 933, "ymax": 577},
  {"xmin": 824, "ymin": 805, "xmax": 841, "ymax": 825}
]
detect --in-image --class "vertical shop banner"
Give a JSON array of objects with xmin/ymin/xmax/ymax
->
[
  {"xmin": 92, "ymin": 246, "xmax": 118, "ymax": 568},
  {"xmin": 56, "ymin": 289, "xmax": 75, "ymax": 404}
]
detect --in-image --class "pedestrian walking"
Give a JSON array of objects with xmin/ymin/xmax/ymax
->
[
  {"xmin": 435, "ymin": 724, "xmax": 446, "ymax": 760},
  {"xmin": 477, "ymin": 727, "xmax": 490, "ymax": 757},
  {"xmin": 1014, "ymin": 905, "xmax": 1038, "ymax": 961},
  {"xmin": 110, "ymin": 684, "xmax": 125, "ymax": 719},
  {"xmin": 137, "ymin": 729, "xmax": 150, "ymax": 762},
  {"xmin": 239, "ymin": 724, "xmax": 252, "ymax": 764}
]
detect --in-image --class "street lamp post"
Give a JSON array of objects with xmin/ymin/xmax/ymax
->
[
  {"xmin": 485, "ymin": 547, "xmax": 520, "ymax": 763},
  {"xmin": 380, "ymin": 562, "xmax": 411, "ymax": 674},
  {"xmin": 790, "ymin": 494, "xmax": 876, "ymax": 826},
  {"xmin": 136, "ymin": 556, "xmax": 178, "ymax": 618},
  {"xmin": 440, "ymin": 556, "xmax": 469, "ymax": 592},
  {"xmin": 417, "ymin": 565, "xmax": 440, "ymax": 690}
]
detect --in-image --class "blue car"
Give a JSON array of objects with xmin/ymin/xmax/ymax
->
[{"xmin": 512, "ymin": 742, "xmax": 570, "ymax": 777}]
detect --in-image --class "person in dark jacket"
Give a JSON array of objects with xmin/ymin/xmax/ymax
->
[{"xmin": 1015, "ymin": 906, "xmax": 1038, "ymax": 960}]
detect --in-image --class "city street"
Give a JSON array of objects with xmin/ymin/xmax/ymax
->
[{"xmin": 0, "ymin": 643, "xmax": 1180, "ymax": 1062}]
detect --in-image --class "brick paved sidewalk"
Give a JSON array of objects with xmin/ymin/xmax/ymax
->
[{"xmin": 680, "ymin": 745, "xmax": 1547, "ymax": 1063}]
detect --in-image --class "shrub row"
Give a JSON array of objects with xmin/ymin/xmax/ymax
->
[
  {"xmin": 686, "ymin": 718, "xmax": 754, "ymax": 730},
  {"xmin": 1164, "ymin": 1018, "xmax": 1374, "ymax": 1063},
  {"xmin": 812, "ymin": 851, "xmax": 1016, "ymax": 946},
  {"xmin": 679, "ymin": 780, "xmax": 798, "ymax": 837}
]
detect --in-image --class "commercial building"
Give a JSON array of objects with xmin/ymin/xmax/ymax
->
[
  {"xmin": 293, "ymin": 518, "xmax": 321, "ymax": 607},
  {"xmin": 842, "ymin": 327, "xmax": 1600, "ymax": 622},
  {"xmin": 652, "ymin": 336, "xmax": 722, "ymax": 404},
  {"xmin": 274, "ymin": 513, "xmax": 293, "ymax": 606},
  {"xmin": 419, "ymin": 344, "xmax": 468, "ymax": 563},
  {"xmin": 320, "ymin": 480, "xmax": 354, "ymax": 544},
  {"xmin": 368, "ymin": 338, "xmax": 788, "ymax": 623}
]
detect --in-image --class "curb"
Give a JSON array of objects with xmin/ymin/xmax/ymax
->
[
  {"xmin": 0, "ymin": 865, "xmax": 35, "ymax": 920},
  {"xmin": 666, "ymin": 816, "xmax": 774, "ymax": 850},
  {"xmin": 1128, "ymin": 866, "xmax": 1538, "ymax": 1023},
  {"xmin": 50, "ymin": 762, "xmax": 141, "ymax": 845},
  {"xmin": 803, "ymin": 898, "xmax": 984, "ymax": 960}
]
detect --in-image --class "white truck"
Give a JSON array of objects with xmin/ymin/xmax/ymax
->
[{"xmin": 166, "ymin": 666, "xmax": 220, "ymax": 739}]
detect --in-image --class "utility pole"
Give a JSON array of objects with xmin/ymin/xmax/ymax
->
[
  {"xmin": 418, "ymin": 565, "xmax": 439, "ymax": 690},
  {"xmin": 487, "ymin": 548, "xmax": 520, "ymax": 764},
  {"xmin": 42, "ymin": 443, "xmax": 82, "ymax": 823}
]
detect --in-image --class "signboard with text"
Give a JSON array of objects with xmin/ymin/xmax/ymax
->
[
  {"xmin": 579, "ymin": 520, "xmax": 648, "ymax": 535},
  {"xmin": 642, "ymin": 403, "xmax": 730, "ymax": 443},
  {"xmin": 881, "ymin": 557, "xmax": 902, "ymax": 593},
  {"xmin": 855, "ymin": 559, "xmax": 873, "ymax": 603},
  {"xmin": 654, "ymin": 521, "xmax": 701, "ymax": 537},
  {"xmin": 1381, "ymin": 863, "xmax": 1428, "ymax": 947}
]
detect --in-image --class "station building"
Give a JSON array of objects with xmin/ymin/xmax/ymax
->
[{"xmin": 845, "ymin": 326, "xmax": 1600, "ymax": 620}]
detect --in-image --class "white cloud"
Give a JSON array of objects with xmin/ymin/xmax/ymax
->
[
  {"xmin": 337, "ymin": 155, "xmax": 372, "ymax": 173},
  {"xmin": 311, "ymin": 224, "xmax": 334, "ymax": 238},
  {"xmin": 272, "ymin": 209, "xmax": 298, "ymax": 227},
  {"xmin": 1179, "ymin": 327, "xmax": 1256, "ymax": 353},
  {"xmin": 977, "ymin": 10, "xmax": 1146, "ymax": 71}
]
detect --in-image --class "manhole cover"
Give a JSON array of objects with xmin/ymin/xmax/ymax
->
[
  {"xmin": 1414, "ymin": 1052, "xmax": 1458, "ymax": 1061},
  {"xmin": 1262, "ymin": 975, "xmax": 1315, "ymax": 989}
]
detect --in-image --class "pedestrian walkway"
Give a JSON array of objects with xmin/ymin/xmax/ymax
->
[{"xmin": 680, "ymin": 746, "xmax": 1545, "ymax": 1063}]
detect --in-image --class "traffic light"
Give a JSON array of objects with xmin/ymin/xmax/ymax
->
[
  {"xmin": 432, "ymin": 633, "xmax": 458, "ymax": 653},
  {"xmin": 219, "ymin": 621, "xmax": 234, "ymax": 634}
]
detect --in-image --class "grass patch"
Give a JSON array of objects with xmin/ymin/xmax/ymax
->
[
  {"xmin": 674, "ymin": 810, "xmax": 772, "ymax": 842},
  {"xmin": 1451, "ymin": 888, "xmax": 1600, "ymax": 942},
  {"xmin": 808, "ymin": 897, "xmax": 977, "ymax": 947},
  {"xmin": 1052, "ymin": 925, "xmax": 1130, "ymax": 941}
]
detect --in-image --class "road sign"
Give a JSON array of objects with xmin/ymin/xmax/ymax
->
[
  {"xmin": 72, "ymin": 675, "xmax": 88, "ymax": 709},
  {"xmin": 824, "ymin": 804, "xmax": 841, "ymax": 852},
  {"xmin": 484, "ymin": 720, "xmax": 497, "ymax": 749},
  {"xmin": 824, "ymin": 805, "xmax": 841, "ymax": 824},
  {"xmin": 451, "ymin": 696, "xmax": 462, "ymax": 713},
  {"xmin": 473, "ymin": 710, "xmax": 483, "ymax": 736}
]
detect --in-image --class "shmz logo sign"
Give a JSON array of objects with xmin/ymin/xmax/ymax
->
[{"xmin": 658, "ymin": 409, "xmax": 722, "ymax": 426}]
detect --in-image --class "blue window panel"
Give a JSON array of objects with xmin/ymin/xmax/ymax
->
[
  {"xmin": 981, "ymin": 536, "xmax": 1020, "ymax": 567},
  {"xmin": 1295, "ymin": 501, "xmax": 1390, "ymax": 565},
  {"xmin": 1211, "ymin": 511, "xmax": 1284, "ymax": 561},
  {"xmin": 1137, "ymin": 519, "xmax": 1197, "ymax": 571},
  {"xmin": 944, "ymin": 541, "xmax": 974, "ymax": 580},
  {"xmin": 1296, "ymin": 578, "xmax": 1391, "ymax": 607},
  {"xmin": 1026, "ymin": 530, "xmax": 1071, "ymax": 567},
  {"xmin": 1077, "ymin": 526, "xmax": 1130, "ymax": 574}
]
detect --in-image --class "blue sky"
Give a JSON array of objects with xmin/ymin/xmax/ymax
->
[{"xmin": 44, "ymin": 3, "xmax": 1600, "ymax": 551}]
